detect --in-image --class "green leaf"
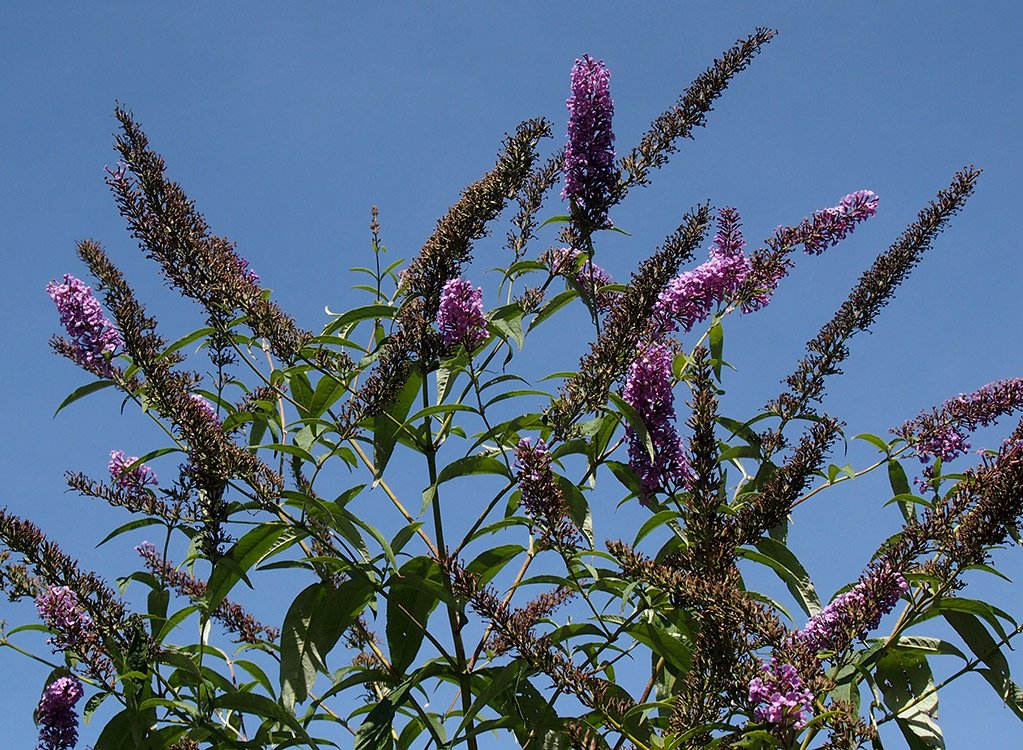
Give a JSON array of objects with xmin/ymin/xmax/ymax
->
[
  {"xmin": 205, "ymin": 524, "xmax": 290, "ymax": 613},
  {"xmin": 436, "ymin": 455, "xmax": 512, "ymax": 485},
  {"xmin": 92, "ymin": 709, "xmax": 138, "ymax": 750},
  {"xmin": 387, "ymin": 557, "xmax": 446, "ymax": 675},
  {"xmin": 486, "ymin": 667, "xmax": 561, "ymax": 745},
  {"xmin": 488, "ymin": 302, "xmax": 525, "ymax": 350},
  {"xmin": 627, "ymin": 620, "xmax": 692, "ymax": 673},
  {"xmin": 324, "ymin": 303, "xmax": 397, "ymax": 336},
  {"xmin": 466, "ymin": 544, "xmax": 524, "ymax": 586},
  {"xmin": 257, "ymin": 442, "xmax": 317, "ymax": 463},
  {"xmin": 373, "ymin": 367, "xmax": 422, "ymax": 476},
  {"xmin": 96, "ymin": 517, "xmax": 164, "ymax": 548},
  {"xmin": 556, "ymin": 475, "xmax": 594, "ymax": 547},
  {"xmin": 608, "ymin": 393, "xmax": 654, "ymax": 461},
  {"xmin": 944, "ymin": 611, "xmax": 1023, "ymax": 721},
  {"xmin": 606, "ymin": 460, "xmax": 642, "ymax": 498},
  {"xmin": 743, "ymin": 538, "xmax": 821, "ymax": 617},
  {"xmin": 718, "ymin": 444, "xmax": 762, "ymax": 462},
  {"xmin": 503, "ymin": 259, "xmax": 548, "ymax": 276},
  {"xmin": 887, "ymin": 460, "xmax": 916, "ymax": 521},
  {"xmin": 538, "ymin": 214, "xmax": 571, "ymax": 228},
  {"xmin": 633, "ymin": 510, "xmax": 680, "ymax": 547},
  {"xmin": 403, "ymin": 403, "xmax": 476, "ymax": 425},
  {"xmin": 354, "ymin": 686, "xmax": 405, "ymax": 750},
  {"xmin": 82, "ymin": 690, "xmax": 110, "ymax": 723},
  {"xmin": 290, "ymin": 370, "xmax": 314, "ymax": 414},
  {"xmin": 708, "ymin": 321, "xmax": 723, "ymax": 380},
  {"xmin": 301, "ymin": 374, "xmax": 347, "ymax": 420},
  {"xmin": 484, "ymin": 388, "xmax": 549, "ymax": 409},
  {"xmin": 717, "ymin": 415, "xmax": 765, "ymax": 448},
  {"xmin": 528, "ymin": 290, "xmax": 576, "ymax": 332},
  {"xmin": 280, "ymin": 578, "xmax": 375, "ymax": 707},
  {"xmin": 855, "ymin": 432, "xmax": 892, "ymax": 454},
  {"xmin": 236, "ymin": 658, "xmax": 276, "ymax": 697},
  {"xmin": 54, "ymin": 380, "xmax": 115, "ymax": 416},
  {"xmin": 928, "ymin": 597, "xmax": 1014, "ymax": 639},
  {"xmin": 875, "ymin": 649, "xmax": 944, "ymax": 749},
  {"xmin": 889, "ymin": 636, "xmax": 967, "ymax": 662},
  {"xmin": 214, "ymin": 690, "xmax": 316, "ymax": 745},
  {"xmin": 451, "ymin": 663, "xmax": 524, "ymax": 743},
  {"xmin": 160, "ymin": 326, "xmax": 215, "ymax": 359}
]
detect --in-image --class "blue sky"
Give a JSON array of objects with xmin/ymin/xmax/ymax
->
[{"xmin": 1, "ymin": 3, "xmax": 1021, "ymax": 747}]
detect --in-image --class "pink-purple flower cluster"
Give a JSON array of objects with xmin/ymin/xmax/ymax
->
[
  {"xmin": 796, "ymin": 566, "xmax": 908, "ymax": 654},
  {"xmin": 563, "ymin": 55, "xmax": 616, "ymax": 226},
  {"xmin": 655, "ymin": 207, "xmax": 751, "ymax": 335},
  {"xmin": 775, "ymin": 190, "xmax": 879, "ymax": 255},
  {"xmin": 437, "ymin": 278, "xmax": 488, "ymax": 350},
  {"xmin": 550, "ymin": 248, "xmax": 615, "ymax": 311},
  {"xmin": 108, "ymin": 450, "xmax": 159, "ymax": 497},
  {"xmin": 35, "ymin": 586, "xmax": 94, "ymax": 654},
  {"xmin": 46, "ymin": 274, "xmax": 123, "ymax": 378},
  {"xmin": 623, "ymin": 343, "xmax": 692, "ymax": 500},
  {"xmin": 36, "ymin": 676, "xmax": 83, "ymax": 750},
  {"xmin": 515, "ymin": 438, "xmax": 556, "ymax": 514},
  {"xmin": 914, "ymin": 428, "xmax": 972, "ymax": 465},
  {"xmin": 232, "ymin": 253, "xmax": 260, "ymax": 286},
  {"xmin": 748, "ymin": 659, "xmax": 813, "ymax": 729},
  {"xmin": 103, "ymin": 161, "xmax": 128, "ymax": 187},
  {"xmin": 190, "ymin": 393, "xmax": 220, "ymax": 423},
  {"xmin": 896, "ymin": 379, "xmax": 1023, "ymax": 466}
]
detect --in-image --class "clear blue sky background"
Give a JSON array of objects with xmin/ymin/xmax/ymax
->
[{"xmin": 2, "ymin": 3, "xmax": 1021, "ymax": 747}]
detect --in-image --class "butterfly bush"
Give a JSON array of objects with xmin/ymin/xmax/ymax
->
[
  {"xmin": 896, "ymin": 378, "xmax": 1023, "ymax": 464},
  {"xmin": 5, "ymin": 28, "xmax": 1019, "ymax": 750},
  {"xmin": 655, "ymin": 206, "xmax": 752, "ymax": 335},
  {"xmin": 46, "ymin": 274, "xmax": 122, "ymax": 378},
  {"xmin": 35, "ymin": 586, "xmax": 93, "ymax": 654},
  {"xmin": 623, "ymin": 342, "xmax": 692, "ymax": 498},
  {"xmin": 563, "ymin": 54, "xmax": 615, "ymax": 227},
  {"xmin": 749, "ymin": 659, "xmax": 814, "ymax": 729},
  {"xmin": 796, "ymin": 565, "xmax": 909, "ymax": 654},
  {"xmin": 107, "ymin": 451, "xmax": 159, "ymax": 496},
  {"xmin": 776, "ymin": 189, "xmax": 879, "ymax": 255},
  {"xmin": 36, "ymin": 676, "xmax": 83, "ymax": 750},
  {"xmin": 437, "ymin": 277, "xmax": 488, "ymax": 350}
]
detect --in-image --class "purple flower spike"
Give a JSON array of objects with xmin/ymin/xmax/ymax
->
[
  {"xmin": 437, "ymin": 278, "xmax": 488, "ymax": 350},
  {"xmin": 47, "ymin": 274, "xmax": 123, "ymax": 378},
  {"xmin": 108, "ymin": 450, "xmax": 159, "ymax": 496},
  {"xmin": 895, "ymin": 379, "xmax": 1023, "ymax": 467},
  {"xmin": 776, "ymin": 189, "xmax": 879, "ymax": 255},
  {"xmin": 563, "ymin": 55, "xmax": 616, "ymax": 227},
  {"xmin": 654, "ymin": 208, "xmax": 751, "ymax": 336},
  {"xmin": 796, "ymin": 564, "xmax": 908, "ymax": 654},
  {"xmin": 36, "ymin": 676, "xmax": 84, "ymax": 750},
  {"xmin": 515, "ymin": 438, "xmax": 556, "ymax": 516},
  {"xmin": 35, "ymin": 586, "xmax": 93, "ymax": 654},
  {"xmin": 623, "ymin": 343, "xmax": 692, "ymax": 500},
  {"xmin": 748, "ymin": 658, "xmax": 813, "ymax": 729}
]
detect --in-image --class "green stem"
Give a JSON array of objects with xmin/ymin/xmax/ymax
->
[{"xmin": 421, "ymin": 379, "xmax": 479, "ymax": 750}]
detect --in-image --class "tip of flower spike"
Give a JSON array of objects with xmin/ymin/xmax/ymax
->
[
  {"xmin": 776, "ymin": 189, "xmax": 880, "ymax": 255},
  {"xmin": 437, "ymin": 278, "xmax": 488, "ymax": 350},
  {"xmin": 563, "ymin": 53, "xmax": 615, "ymax": 225},
  {"xmin": 47, "ymin": 274, "xmax": 123, "ymax": 378}
]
